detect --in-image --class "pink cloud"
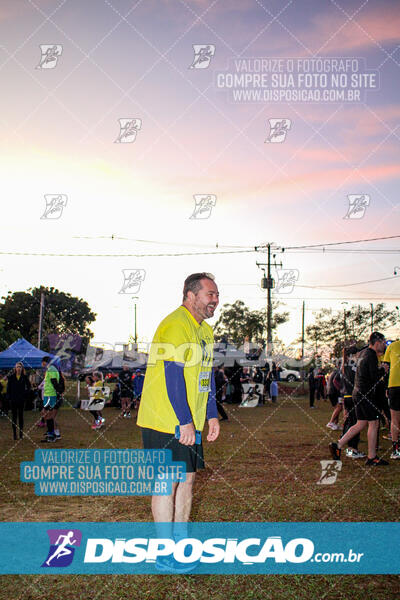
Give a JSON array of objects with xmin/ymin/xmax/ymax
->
[
  {"xmin": 256, "ymin": 162, "xmax": 400, "ymax": 198},
  {"xmin": 310, "ymin": 5, "xmax": 400, "ymax": 53}
]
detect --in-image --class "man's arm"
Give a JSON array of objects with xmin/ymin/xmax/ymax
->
[
  {"xmin": 206, "ymin": 371, "xmax": 219, "ymax": 442},
  {"xmin": 206, "ymin": 371, "xmax": 218, "ymax": 420},
  {"xmin": 163, "ymin": 361, "xmax": 195, "ymax": 445}
]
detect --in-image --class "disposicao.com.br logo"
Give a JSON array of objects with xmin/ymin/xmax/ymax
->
[
  {"xmin": 0, "ymin": 522, "xmax": 380, "ymax": 574},
  {"xmin": 83, "ymin": 535, "xmax": 362, "ymax": 566}
]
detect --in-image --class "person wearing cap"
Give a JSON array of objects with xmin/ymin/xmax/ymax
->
[{"xmin": 329, "ymin": 332, "xmax": 389, "ymax": 466}]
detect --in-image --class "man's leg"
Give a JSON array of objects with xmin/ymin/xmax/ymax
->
[
  {"xmin": 152, "ymin": 482, "xmax": 179, "ymax": 522},
  {"xmin": 11, "ymin": 403, "xmax": 18, "ymax": 440},
  {"xmin": 367, "ymin": 420, "xmax": 380, "ymax": 459},
  {"xmin": 337, "ymin": 420, "xmax": 367, "ymax": 449},
  {"xmin": 174, "ymin": 472, "xmax": 196, "ymax": 522},
  {"xmin": 390, "ymin": 409, "xmax": 400, "ymax": 448},
  {"xmin": 328, "ymin": 404, "xmax": 342, "ymax": 426},
  {"xmin": 18, "ymin": 401, "xmax": 24, "ymax": 438}
]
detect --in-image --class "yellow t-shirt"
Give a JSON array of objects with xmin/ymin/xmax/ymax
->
[
  {"xmin": 137, "ymin": 305, "xmax": 214, "ymax": 434},
  {"xmin": 92, "ymin": 379, "xmax": 105, "ymax": 400},
  {"xmin": 383, "ymin": 340, "xmax": 400, "ymax": 388}
]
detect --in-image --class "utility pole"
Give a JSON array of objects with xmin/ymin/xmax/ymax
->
[
  {"xmin": 38, "ymin": 292, "xmax": 45, "ymax": 349},
  {"xmin": 301, "ymin": 300, "xmax": 305, "ymax": 359},
  {"xmin": 267, "ymin": 244, "xmax": 272, "ymax": 354},
  {"xmin": 370, "ymin": 303, "xmax": 374, "ymax": 333},
  {"xmin": 133, "ymin": 297, "xmax": 138, "ymax": 345},
  {"xmin": 257, "ymin": 243, "xmax": 281, "ymax": 356}
]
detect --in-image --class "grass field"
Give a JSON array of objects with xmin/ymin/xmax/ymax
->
[{"xmin": 1, "ymin": 382, "xmax": 399, "ymax": 599}]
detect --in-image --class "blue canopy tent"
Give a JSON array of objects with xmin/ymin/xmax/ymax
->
[{"xmin": 0, "ymin": 338, "xmax": 60, "ymax": 369}]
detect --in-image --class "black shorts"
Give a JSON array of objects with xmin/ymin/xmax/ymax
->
[
  {"xmin": 141, "ymin": 427, "xmax": 204, "ymax": 474},
  {"xmin": 388, "ymin": 387, "xmax": 400, "ymax": 411},
  {"xmin": 354, "ymin": 395, "xmax": 380, "ymax": 421},
  {"xmin": 328, "ymin": 393, "xmax": 339, "ymax": 407}
]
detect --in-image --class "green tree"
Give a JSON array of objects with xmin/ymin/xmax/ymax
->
[
  {"xmin": 214, "ymin": 299, "xmax": 289, "ymax": 346},
  {"xmin": 0, "ymin": 286, "xmax": 96, "ymax": 352},
  {"xmin": 305, "ymin": 303, "xmax": 397, "ymax": 357},
  {"xmin": 0, "ymin": 317, "xmax": 20, "ymax": 351}
]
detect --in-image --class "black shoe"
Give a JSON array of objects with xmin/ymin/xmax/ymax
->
[
  {"xmin": 329, "ymin": 442, "xmax": 341, "ymax": 461},
  {"xmin": 365, "ymin": 456, "xmax": 389, "ymax": 466},
  {"xmin": 41, "ymin": 435, "xmax": 56, "ymax": 443}
]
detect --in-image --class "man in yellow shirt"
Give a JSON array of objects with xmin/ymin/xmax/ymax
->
[
  {"xmin": 383, "ymin": 340, "xmax": 400, "ymax": 459},
  {"xmin": 137, "ymin": 273, "xmax": 220, "ymax": 561}
]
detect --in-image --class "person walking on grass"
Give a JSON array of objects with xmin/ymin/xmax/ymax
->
[
  {"xmin": 383, "ymin": 339, "xmax": 400, "ymax": 459},
  {"xmin": 326, "ymin": 366, "xmax": 342, "ymax": 430},
  {"xmin": 308, "ymin": 368, "xmax": 316, "ymax": 408},
  {"xmin": 119, "ymin": 364, "xmax": 133, "ymax": 418},
  {"xmin": 7, "ymin": 362, "xmax": 31, "ymax": 440},
  {"xmin": 329, "ymin": 332, "xmax": 388, "ymax": 466},
  {"xmin": 270, "ymin": 376, "xmax": 278, "ymax": 404},
  {"xmin": 40, "ymin": 356, "xmax": 60, "ymax": 443},
  {"xmin": 340, "ymin": 346, "xmax": 366, "ymax": 460}
]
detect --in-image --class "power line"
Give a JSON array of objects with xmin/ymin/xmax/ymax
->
[
  {"xmin": 274, "ymin": 234, "xmax": 400, "ymax": 250},
  {"xmin": 0, "ymin": 249, "xmax": 256, "ymax": 258},
  {"xmin": 282, "ymin": 249, "xmax": 400, "ymax": 254},
  {"xmin": 298, "ymin": 275, "xmax": 399, "ymax": 289},
  {"xmin": 72, "ymin": 235, "xmax": 251, "ymax": 249}
]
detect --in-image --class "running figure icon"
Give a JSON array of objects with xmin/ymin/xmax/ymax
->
[{"xmin": 45, "ymin": 531, "xmax": 78, "ymax": 567}]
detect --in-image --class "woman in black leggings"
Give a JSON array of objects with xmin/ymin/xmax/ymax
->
[{"xmin": 7, "ymin": 362, "xmax": 31, "ymax": 440}]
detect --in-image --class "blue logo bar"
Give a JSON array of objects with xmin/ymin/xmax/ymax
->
[{"xmin": 0, "ymin": 522, "xmax": 399, "ymax": 574}]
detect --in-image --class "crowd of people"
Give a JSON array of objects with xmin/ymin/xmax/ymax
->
[
  {"xmin": 0, "ymin": 358, "xmax": 146, "ymax": 442},
  {"xmin": 1, "ymin": 331, "xmax": 399, "ymax": 467},
  {"xmin": 327, "ymin": 332, "xmax": 400, "ymax": 466}
]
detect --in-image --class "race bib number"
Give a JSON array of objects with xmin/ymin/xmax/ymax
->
[{"xmin": 199, "ymin": 371, "xmax": 211, "ymax": 392}]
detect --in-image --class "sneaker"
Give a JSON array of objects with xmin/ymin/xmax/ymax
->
[
  {"xmin": 365, "ymin": 456, "xmax": 389, "ymax": 466},
  {"xmin": 382, "ymin": 432, "xmax": 392, "ymax": 440},
  {"xmin": 122, "ymin": 412, "xmax": 126, "ymax": 418},
  {"xmin": 310, "ymin": 406, "xmax": 316, "ymax": 409},
  {"xmin": 155, "ymin": 555, "xmax": 197, "ymax": 574},
  {"xmin": 390, "ymin": 449, "xmax": 400, "ymax": 459},
  {"xmin": 329, "ymin": 442, "xmax": 341, "ymax": 461},
  {"xmin": 41, "ymin": 435, "xmax": 56, "ymax": 443},
  {"xmin": 126, "ymin": 412, "xmax": 131, "ymax": 419},
  {"xmin": 345, "ymin": 448, "xmax": 366, "ymax": 459},
  {"xmin": 100, "ymin": 417, "xmax": 105, "ymax": 424},
  {"xmin": 91, "ymin": 423, "xmax": 99, "ymax": 430},
  {"xmin": 331, "ymin": 423, "xmax": 342, "ymax": 431},
  {"xmin": 326, "ymin": 422, "xmax": 335, "ymax": 429}
]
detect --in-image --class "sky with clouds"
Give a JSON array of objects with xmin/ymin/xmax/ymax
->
[{"xmin": 1, "ymin": 0, "xmax": 399, "ymax": 350}]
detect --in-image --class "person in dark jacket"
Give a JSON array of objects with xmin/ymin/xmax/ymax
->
[
  {"xmin": 7, "ymin": 362, "xmax": 31, "ymax": 440},
  {"xmin": 119, "ymin": 365, "xmax": 133, "ymax": 418},
  {"xmin": 214, "ymin": 366, "xmax": 228, "ymax": 420},
  {"xmin": 340, "ymin": 346, "xmax": 365, "ymax": 459},
  {"xmin": 330, "ymin": 332, "xmax": 388, "ymax": 466},
  {"xmin": 308, "ymin": 369, "xmax": 316, "ymax": 408}
]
